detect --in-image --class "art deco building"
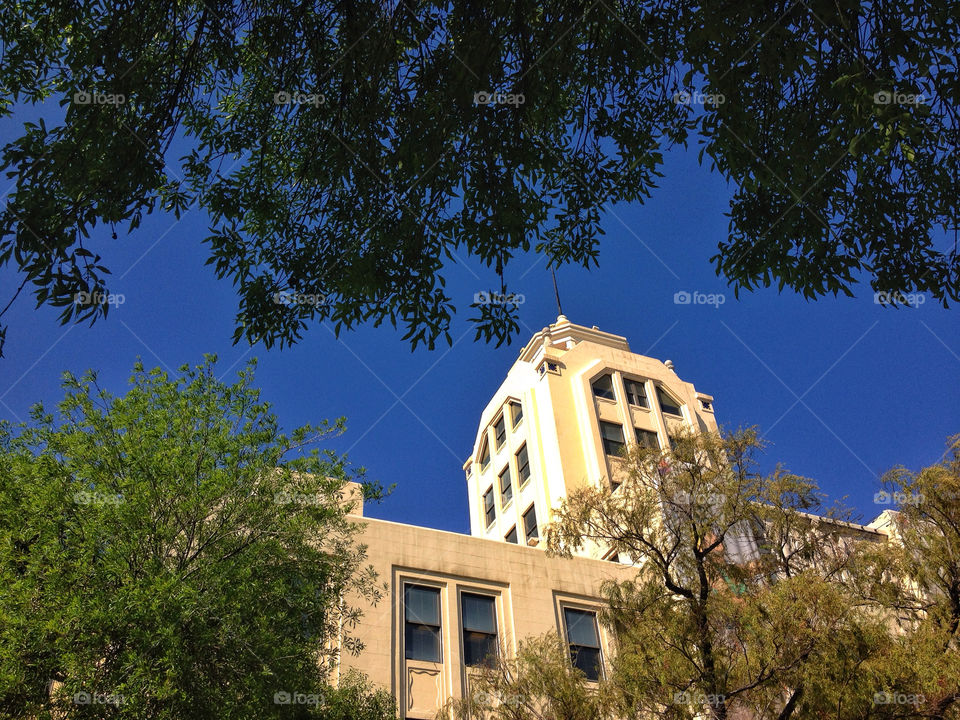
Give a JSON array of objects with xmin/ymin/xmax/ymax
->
[{"xmin": 340, "ymin": 316, "xmax": 891, "ymax": 719}]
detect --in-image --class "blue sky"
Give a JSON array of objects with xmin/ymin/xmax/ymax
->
[{"xmin": 1, "ymin": 142, "xmax": 957, "ymax": 533}]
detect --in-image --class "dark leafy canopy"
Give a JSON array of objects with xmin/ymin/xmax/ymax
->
[
  {"xmin": 0, "ymin": 357, "xmax": 394, "ymax": 719},
  {"xmin": 0, "ymin": 1, "xmax": 956, "ymax": 353}
]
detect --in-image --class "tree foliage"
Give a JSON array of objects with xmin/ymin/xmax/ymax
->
[
  {"xmin": 0, "ymin": 0, "xmax": 956, "ymax": 354},
  {"xmin": 0, "ymin": 357, "xmax": 395, "ymax": 719},
  {"xmin": 454, "ymin": 429, "xmax": 959, "ymax": 720}
]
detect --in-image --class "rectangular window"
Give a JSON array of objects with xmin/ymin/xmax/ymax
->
[
  {"xmin": 522, "ymin": 505, "xmax": 538, "ymax": 544},
  {"xmin": 483, "ymin": 487, "xmax": 496, "ymax": 527},
  {"xmin": 624, "ymin": 379, "xmax": 648, "ymax": 408},
  {"xmin": 563, "ymin": 608, "xmax": 602, "ymax": 681},
  {"xmin": 657, "ymin": 387, "xmax": 683, "ymax": 416},
  {"xmin": 510, "ymin": 401, "xmax": 523, "ymax": 427},
  {"xmin": 591, "ymin": 374, "xmax": 615, "ymax": 401},
  {"xmin": 479, "ymin": 439, "xmax": 490, "ymax": 470},
  {"xmin": 405, "ymin": 585, "xmax": 441, "ymax": 662},
  {"xmin": 516, "ymin": 444, "xmax": 530, "ymax": 485},
  {"xmin": 505, "ymin": 526, "xmax": 518, "ymax": 544},
  {"xmin": 499, "ymin": 466, "xmax": 513, "ymax": 506},
  {"xmin": 635, "ymin": 428, "xmax": 660, "ymax": 449},
  {"xmin": 461, "ymin": 593, "xmax": 498, "ymax": 666},
  {"xmin": 599, "ymin": 421, "xmax": 625, "ymax": 456},
  {"xmin": 493, "ymin": 416, "xmax": 506, "ymax": 449}
]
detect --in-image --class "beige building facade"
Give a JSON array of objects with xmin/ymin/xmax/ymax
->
[{"xmin": 341, "ymin": 316, "xmax": 891, "ymax": 719}]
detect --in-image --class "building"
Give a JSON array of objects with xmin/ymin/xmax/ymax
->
[{"xmin": 340, "ymin": 316, "xmax": 891, "ymax": 719}]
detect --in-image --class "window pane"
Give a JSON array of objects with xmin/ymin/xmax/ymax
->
[
  {"xmin": 657, "ymin": 387, "xmax": 683, "ymax": 416},
  {"xmin": 570, "ymin": 645, "xmax": 601, "ymax": 681},
  {"xmin": 591, "ymin": 374, "xmax": 615, "ymax": 400},
  {"xmin": 405, "ymin": 585, "xmax": 440, "ymax": 625},
  {"xmin": 499, "ymin": 467, "xmax": 513, "ymax": 504},
  {"xmin": 624, "ymin": 379, "xmax": 648, "ymax": 407},
  {"xmin": 510, "ymin": 401, "xmax": 523, "ymax": 426},
  {"xmin": 483, "ymin": 488, "xmax": 495, "ymax": 526},
  {"xmin": 563, "ymin": 608, "xmax": 600, "ymax": 647},
  {"xmin": 494, "ymin": 416, "xmax": 506, "ymax": 447},
  {"xmin": 599, "ymin": 422, "xmax": 625, "ymax": 456},
  {"xmin": 480, "ymin": 440, "xmax": 490, "ymax": 468},
  {"xmin": 523, "ymin": 506, "xmax": 538, "ymax": 541},
  {"xmin": 463, "ymin": 631, "xmax": 498, "ymax": 666},
  {"xmin": 516, "ymin": 445, "xmax": 530, "ymax": 484},
  {"xmin": 635, "ymin": 429, "xmax": 660, "ymax": 449},
  {"xmin": 505, "ymin": 526, "xmax": 518, "ymax": 544},
  {"xmin": 405, "ymin": 623, "xmax": 441, "ymax": 662},
  {"xmin": 461, "ymin": 593, "xmax": 496, "ymax": 633}
]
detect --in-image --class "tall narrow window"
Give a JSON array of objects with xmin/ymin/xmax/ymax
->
[
  {"xmin": 493, "ymin": 415, "xmax": 506, "ymax": 449},
  {"xmin": 405, "ymin": 585, "xmax": 441, "ymax": 662},
  {"xmin": 624, "ymin": 379, "xmax": 648, "ymax": 408},
  {"xmin": 657, "ymin": 387, "xmax": 683, "ymax": 416},
  {"xmin": 479, "ymin": 438, "xmax": 490, "ymax": 470},
  {"xmin": 510, "ymin": 401, "xmax": 523, "ymax": 427},
  {"xmin": 599, "ymin": 421, "xmax": 625, "ymax": 456},
  {"xmin": 499, "ymin": 466, "xmax": 513, "ymax": 506},
  {"xmin": 635, "ymin": 428, "xmax": 660, "ymax": 449},
  {"xmin": 563, "ymin": 608, "xmax": 602, "ymax": 681},
  {"xmin": 483, "ymin": 487, "xmax": 496, "ymax": 527},
  {"xmin": 591, "ymin": 374, "xmax": 615, "ymax": 401},
  {"xmin": 522, "ymin": 505, "xmax": 538, "ymax": 544},
  {"xmin": 461, "ymin": 593, "xmax": 498, "ymax": 666},
  {"xmin": 516, "ymin": 444, "xmax": 530, "ymax": 485}
]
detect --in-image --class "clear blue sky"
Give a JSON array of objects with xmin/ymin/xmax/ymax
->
[{"xmin": 1, "ymin": 141, "xmax": 957, "ymax": 533}]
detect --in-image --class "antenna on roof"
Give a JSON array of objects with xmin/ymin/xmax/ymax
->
[{"xmin": 551, "ymin": 267, "xmax": 563, "ymax": 318}]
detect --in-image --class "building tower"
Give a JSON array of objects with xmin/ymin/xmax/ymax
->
[{"xmin": 463, "ymin": 315, "xmax": 719, "ymax": 559}]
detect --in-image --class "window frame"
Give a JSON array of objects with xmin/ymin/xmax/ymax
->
[
  {"xmin": 499, "ymin": 465, "xmax": 513, "ymax": 507},
  {"xmin": 591, "ymin": 373, "xmax": 616, "ymax": 401},
  {"xmin": 404, "ymin": 584, "xmax": 442, "ymax": 663},
  {"xmin": 515, "ymin": 443, "xmax": 531, "ymax": 486},
  {"xmin": 493, "ymin": 414, "xmax": 507, "ymax": 449},
  {"xmin": 634, "ymin": 427, "xmax": 660, "ymax": 449},
  {"xmin": 482, "ymin": 486, "xmax": 496, "ymax": 527},
  {"xmin": 656, "ymin": 386, "xmax": 684, "ymax": 417},
  {"xmin": 623, "ymin": 378, "xmax": 649, "ymax": 408},
  {"xmin": 509, "ymin": 400, "xmax": 523, "ymax": 428},
  {"xmin": 561, "ymin": 606, "xmax": 603, "ymax": 681},
  {"xmin": 460, "ymin": 592, "xmax": 499, "ymax": 667},
  {"xmin": 522, "ymin": 505, "xmax": 538, "ymax": 545},
  {"xmin": 599, "ymin": 421, "xmax": 626, "ymax": 457}
]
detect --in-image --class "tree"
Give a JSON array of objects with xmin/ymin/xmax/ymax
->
[
  {"xmin": 446, "ymin": 428, "xmax": 957, "ymax": 720},
  {"xmin": 0, "ymin": 1, "xmax": 956, "ymax": 355},
  {"xmin": 0, "ymin": 357, "xmax": 396, "ymax": 719}
]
